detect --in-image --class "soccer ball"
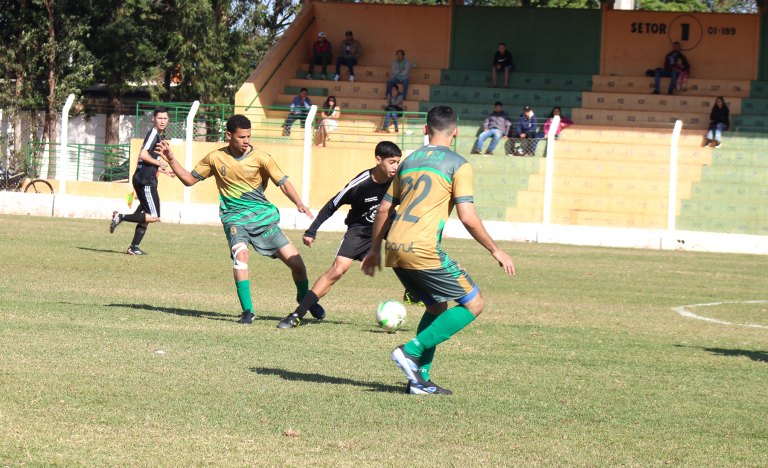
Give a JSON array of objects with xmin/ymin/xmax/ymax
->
[{"xmin": 376, "ymin": 300, "xmax": 407, "ymax": 331}]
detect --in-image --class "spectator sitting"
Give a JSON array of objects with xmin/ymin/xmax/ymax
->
[
  {"xmin": 652, "ymin": 41, "xmax": 689, "ymax": 95},
  {"xmin": 491, "ymin": 42, "xmax": 515, "ymax": 88},
  {"xmin": 705, "ymin": 96, "xmax": 729, "ymax": 148},
  {"xmin": 307, "ymin": 32, "xmax": 333, "ymax": 80},
  {"xmin": 379, "ymin": 84, "xmax": 404, "ymax": 133},
  {"xmin": 316, "ymin": 96, "xmax": 341, "ymax": 147},
  {"xmin": 334, "ymin": 30, "xmax": 362, "ymax": 82},
  {"xmin": 509, "ymin": 105, "xmax": 543, "ymax": 156},
  {"xmin": 386, "ymin": 49, "xmax": 411, "ymax": 100},
  {"xmin": 543, "ymin": 106, "xmax": 574, "ymax": 140},
  {"xmin": 471, "ymin": 101, "xmax": 511, "ymax": 156},
  {"xmin": 282, "ymin": 88, "xmax": 311, "ymax": 137}
]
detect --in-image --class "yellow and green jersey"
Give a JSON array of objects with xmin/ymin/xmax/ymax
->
[
  {"xmin": 192, "ymin": 146, "xmax": 288, "ymax": 230},
  {"xmin": 384, "ymin": 145, "xmax": 474, "ymax": 270}
]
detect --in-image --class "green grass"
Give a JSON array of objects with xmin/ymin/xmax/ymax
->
[{"xmin": 1, "ymin": 214, "xmax": 767, "ymax": 465}]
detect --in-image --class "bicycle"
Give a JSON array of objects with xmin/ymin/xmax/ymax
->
[{"xmin": 0, "ymin": 168, "xmax": 54, "ymax": 194}]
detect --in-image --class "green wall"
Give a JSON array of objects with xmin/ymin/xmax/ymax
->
[
  {"xmin": 760, "ymin": 14, "xmax": 768, "ymax": 81},
  {"xmin": 450, "ymin": 7, "xmax": 601, "ymax": 74}
]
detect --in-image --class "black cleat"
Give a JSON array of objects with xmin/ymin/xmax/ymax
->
[
  {"xmin": 126, "ymin": 245, "xmax": 146, "ymax": 255},
  {"xmin": 403, "ymin": 290, "xmax": 424, "ymax": 307},
  {"xmin": 406, "ymin": 380, "xmax": 453, "ymax": 395},
  {"xmin": 308, "ymin": 302, "xmax": 326, "ymax": 320},
  {"xmin": 391, "ymin": 345, "xmax": 430, "ymax": 388},
  {"xmin": 110, "ymin": 211, "xmax": 123, "ymax": 233},
  {"xmin": 277, "ymin": 312, "xmax": 301, "ymax": 329},
  {"xmin": 237, "ymin": 312, "xmax": 255, "ymax": 325}
]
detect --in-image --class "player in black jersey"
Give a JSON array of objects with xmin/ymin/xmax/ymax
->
[
  {"xmin": 277, "ymin": 141, "xmax": 402, "ymax": 329},
  {"xmin": 109, "ymin": 107, "xmax": 176, "ymax": 255}
]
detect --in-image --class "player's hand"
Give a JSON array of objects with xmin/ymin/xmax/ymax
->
[
  {"xmin": 492, "ymin": 249, "xmax": 516, "ymax": 276},
  {"xmin": 520, "ymin": 133, "xmax": 526, "ymax": 138},
  {"xmin": 361, "ymin": 250, "xmax": 381, "ymax": 277},
  {"xmin": 156, "ymin": 141, "xmax": 175, "ymax": 162},
  {"xmin": 297, "ymin": 205, "xmax": 315, "ymax": 220},
  {"xmin": 303, "ymin": 236, "xmax": 315, "ymax": 247}
]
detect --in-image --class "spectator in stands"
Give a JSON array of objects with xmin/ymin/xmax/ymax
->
[
  {"xmin": 386, "ymin": 49, "xmax": 411, "ymax": 100},
  {"xmin": 282, "ymin": 88, "xmax": 311, "ymax": 137},
  {"xmin": 380, "ymin": 84, "xmax": 404, "ymax": 133},
  {"xmin": 316, "ymin": 96, "xmax": 341, "ymax": 147},
  {"xmin": 652, "ymin": 41, "xmax": 689, "ymax": 95},
  {"xmin": 510, "ymin": 105, "xmax": 543, "ymax": 156},
  {"xmin": 675, "ymin": 56, "xmax": 689, "ymax": 93},
  {"xmin": 471, "ymin": 101, "xmax": 511, "ymax": 156},
  {"xmin": 334, "ymin": 30, "xmax": 362, "ymax": 82},
  {"xmin": 543, "ymin": 106, "xmax": 574, "ymax": 140},
  {"xmin": 491, "ymin": 42, "xmax": 515, "ymax": 88},
  {"xmin": 307, "ymin": 32, "xmax": 333, "ymax": 80},
  {"xmin": 705, "ymin": 96, "xmax": 729, "ymax": 148}
]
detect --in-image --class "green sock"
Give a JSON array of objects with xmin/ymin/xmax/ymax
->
[
  {"xmin": 295, "ymin": 279, "xmax": 309, "ymax": 303},
  {"xmin": 416, "ymin": 312, "xmax": 439, "ymax": 381},
  {"xmin": 235, "ymin": 280, "xmax": 252, "ymax": 314},
  {"xmin": 404, "ymin": 305, "xmax": 475, "ymax": 358}
]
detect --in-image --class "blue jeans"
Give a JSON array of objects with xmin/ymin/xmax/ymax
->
[
  {"xmin": 476, "ymin": 128, "xmax": 504, "ymax": 153},
  {"xmin": 335, "ymin": 57, "xmax": 358, "ymax": 76},
  {"xmin": 707, "ymin": 123, "xmax": 727, "ymax": 142},
  {"xmin": 654, "ymin": 68, "xmax": 679, "ymax": 93},
  {"xmin": 383, "ymin": 112, "xmax": 399, "ymax": 131},
  {"xmin": 386, "ymin": 78, "xmax": 409, "ymax": 99}
]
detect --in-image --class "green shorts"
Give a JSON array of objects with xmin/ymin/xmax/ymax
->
[
  {"xmin": 393, "ymin": 262, "xmax": 478, "ymax": 306},
  {"xmin": 225, "ymin": 223, "xmax": 291, "ymax": 258}
]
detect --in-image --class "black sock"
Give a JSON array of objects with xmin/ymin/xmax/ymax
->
[
  {"xmin": 131, "ymin": 224, "xmax": 147, "ymax": 247},
  {"xmin": 122, "ymin": 212, "xmax": 145, "ymax": 223},
  {"xmin": 293, "ymin": 291, "xmax": 319, "ymax": 318}
]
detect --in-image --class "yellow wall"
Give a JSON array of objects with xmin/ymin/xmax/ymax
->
[{"xmin": 602, "ymin": 11, "xmax": 759, "ymax": 80}]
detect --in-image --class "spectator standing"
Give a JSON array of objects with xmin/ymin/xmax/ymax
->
[
  {"xmin": 543, "ymin": 106, "xmax": 574, "ymax": 140},
  {"xmin": 652, "ymin": 41, "xmax": 689, "ymax": 95},
  {"xmin": 675, "ymin": 56, "xmax": 689, "ymax": 93},
  {"xmin": 380, "ymin": 84, "xmax": 404, "ymax": 133},
  {"xmin": 316, "ymin": 96, "xmax": 341, "ymax": 147},
  {"xmin": 386, "ymin": 50, "xmax": 411, "ymax": 100},
  {"xmin": 471, "ymin": 101, "xmax": 511, "ymax": 155},
  {"xmin": 282, "ymin": 88, "xmax": 311, "ymax": 137},
  {"xmin": 510, "ymin": 105, "xmax": 543, "ymax": 156},
  {"xmin": 491, "ymin": 43, "xmax": 515, "ymax": 88},
  {"xmin": 307, "ymin": 32, "xmax": 332, "ymax": 80},
  {"xmin": 334, "ymin": 30, "xmax": 362, "ymax": 82},
  {"xmin": 705, "ymin": 96, "xmax": 729, "ymax": 148}
]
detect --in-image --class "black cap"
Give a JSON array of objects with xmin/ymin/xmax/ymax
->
[
  {"xmin": 523, "ymin": 105, "xmax": 532, "ymax": 111},
  {"xmin": 345, "ymin": 30, "xmax": 353, "ymax": 35}
]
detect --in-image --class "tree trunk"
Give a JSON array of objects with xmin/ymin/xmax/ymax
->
[
  {"xmin": 43, "ymin": 0, "xmax": 58, "ymax": 178},
  {"xmin": 104, "ymin": 89, "xmax": 121, "ymax": 145}
]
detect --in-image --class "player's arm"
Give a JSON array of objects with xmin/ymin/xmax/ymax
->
[
  {"xmin": 361, "ymin": 198, "xmax": 395, "ymax": 276},
  {"xmin": 303, "ymin": 196, "xmax": 341, "ymax": 246},
  {"xmin": 456, "ymin": 202, "xmax": 515, "ymax": 276},
  {"xmin": 278, "ymin": 179, "xmax": 314, "ymax": 220},
  {"xmin": 155, "ymin": 140, "xmax": 199, "ymax": 186}
]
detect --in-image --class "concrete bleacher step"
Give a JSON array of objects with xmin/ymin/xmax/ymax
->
[
  {"xmin": 581, "ymin": 91, "xmax": 743, "ymax": 114},
  {"xmin": 590, "ymin": 75, "xmax": 751, "ymax": 98},
  {"xmin": 555, "ymin": 127, "xmax": 710, "ymax": 146},
  {"xmin": 298, "ymin": 63, "xmax": 442, "ymax": 85},
  {"xmin": 417, "ymin": 101, "xmax": 570, "ymax": 123},
  {"xmin": 737, "ymin": 97, "xmax": 768, "ymax": 115},
  {"xmin": 283, "ymin": 79, "xmax": 430, "ymax": 102},
  {"xmin": 689, "ymin": 181, "xmax": 768, "ymax": 200},
  {"xmin": 731, "ymin": 114, "xmax": 768, "ymax": 131},
  {"xmin": 700, "ymin": 165, "xmax": 768, "ymax": 183},
  {"xmin": 527, "ymin": 174, "xmax": 692, "ymax": 197},
  {"xmin": 430, "ymin": 85, "xmax": 582, "ymax": 108},
  {"xmin": 571, "ymin": 108, "xmax": 710, "ymax": 130},
  {"xmin": 440, "ymin": 70, "xmax": 594, "ymax": 90},
  {"xmin": 276, "ymin": 93, "xmax": 423, "ymax": 114},
  {"xmin": 517, "ymin": 190, "xmax": 671, "ymax": 215},
  {"xmin": 554, "ymin": 140, "xmax": 712, "ymax": 163},
  {"xmin": 748, "ymin": 81, "xmax": 768, "ymax": 98}
]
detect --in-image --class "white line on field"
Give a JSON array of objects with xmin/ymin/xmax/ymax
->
[{"xmin": 672, "ymin": 300, "xmax": 768, "ymax": 329}]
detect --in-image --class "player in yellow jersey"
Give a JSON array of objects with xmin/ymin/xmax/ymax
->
[
  {"xmin": 362, "ymin": 105, "xmax": 516, "ymax": 395},
  {"xmin": 156, "ymin": 114, "xmax": 323, "ymax": 325}
]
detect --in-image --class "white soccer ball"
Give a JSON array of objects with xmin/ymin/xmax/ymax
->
[{"xmin": 376, "ymin": 300, "xmax": 407, "ymax": 331}]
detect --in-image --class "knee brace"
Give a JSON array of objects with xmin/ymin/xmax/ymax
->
[{"xmin": 231, "ymin": 243, "xmax": 248, "ymax": 270}]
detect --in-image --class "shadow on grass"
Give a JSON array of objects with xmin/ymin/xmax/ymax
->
[
  {"xmin": 704, "ymin": 347, "xmax": 768, "ymax": 363},
  {"xmin": 77, "ymin": 246, "xmax": 128, "ymax": 255},
  {"xmin": 250, "ymin": 367, "xmax": 405, "ymax": 393},
  {"xmin": 107, "ymin": 303, "xmax": 235, "ymax": 321}
]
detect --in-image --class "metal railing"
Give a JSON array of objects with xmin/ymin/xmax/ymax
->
[{"xmin": 25, "ymin": 142, "xmax": 130, "ymax": 181}]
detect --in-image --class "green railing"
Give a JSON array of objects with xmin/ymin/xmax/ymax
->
[
  {"xmin": 25, "ymin": 142, "xmax": 130, "ymax": 181},
  {"xmin": 134, "ymin": 102, "xmax": 235, "ymax": 141}
]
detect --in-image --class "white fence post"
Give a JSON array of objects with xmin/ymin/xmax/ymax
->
[
  {"xmin": 301, "ymin": 105, "xmax": 318, "ymax": 205},
  {"xmin": 667, "ymin": 120, "xmax": 683, "ymax": 231},
  {"xmin": 184, "ymin": 101, "xmax": 200, "ymax": 208},
  {"xmin": 57, "ymin": 94, "xmax": 75, "ymax": 194},
  {"xmin": 542, "ymin": 115, "xmax": 559, "ymax": 225}
]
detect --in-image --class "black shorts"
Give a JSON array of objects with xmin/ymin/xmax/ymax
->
[
  {"xmin": 336, "ymin": 226, "xmax": 372, "ymax": 261},
  {"xmin": 132, "ymin": 181, "xmax": 160, "ymax": 218}
]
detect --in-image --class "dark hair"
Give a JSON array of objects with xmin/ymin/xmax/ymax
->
[
  {"xmin": 548, "ymin": 106, "xmax": 562, "ymax": 118},
  {"xmin": 713, "ymin": 96, "xmax": 727, "ymax": 109},
  {"xmin": 375, "ymin": 141, "xmax": 402, "ymax": 159},
  {"xmin": 345, "ymin": 30, "xmax": 353, "ymax": 36},
  {"xmin": 396, "ymin": 49, "xmax": 405, "ymax": 56},
  {"xmin": 153, "ymin": 106, "xmax": 168, "ymax": 116},
  {"xmin": 498, "ymin": 42, "xmax": 506, "ymax": 47},
  {"xmin": 426, "ymin": 106, "xmax": 457, "ymax": 135},
  {"xmin": 494, "ymin": 101, "xmax": 503, "ymax": 107},
  {"xmin": 323, "ymin": 96, "xmax": 337, "ymax": 111},
  {"xmin": 391, "ymin": 84, "xmax": 400, "ymax": 92},
  {"xmin": 226, "ymin": 114, "xmax": 251, "ymax": 133},
  {"xmin": 300, "ymin": 87, "xmax": 309, "ymax": 93}
]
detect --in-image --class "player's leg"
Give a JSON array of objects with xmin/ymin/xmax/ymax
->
[
  {"xmin": 284, "ymin": 255, "xmax": 354, "ymax": 323},
  {"xmin": 127, "ymin": 185, "xmax": 160, "ymax": 254},
  {"xmin": 224, "ymin": 224, "xmax": 255, "ymax": 324}
]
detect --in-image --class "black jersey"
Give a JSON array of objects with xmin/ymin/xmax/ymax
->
[
  {"xmin": 304, "ymin": 168, "xmax": 391, "ymax": 238},
  {"xmin": 133, "ymin": 128, "xmax": 164, "ymax": 186}
]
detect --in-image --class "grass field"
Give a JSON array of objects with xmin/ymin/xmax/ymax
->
[{"xmin": 1, "ymin": 214, "xmax": 766, "ymax": 466}]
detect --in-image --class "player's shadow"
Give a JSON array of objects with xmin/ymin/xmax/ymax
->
[
  {"xmin": 107, "ymin": 303, "xmax": 234, "ymax": 321},
  {"xmin": 703, "ymin": 347, "xmax": 768, "ymax": 363},
  {"xmin": 77, "ymin": 246, "xmax": 128, "ymax": 255},
  {"xmin": 250, "ymin": 367, "xmax": 404, "ymax": 393}
]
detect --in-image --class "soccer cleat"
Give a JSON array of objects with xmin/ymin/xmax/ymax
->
[
  {"xmin": 403, "ymin": 290, "xmax": 424, "ymax": 307},
  {"xmin": 715, "ymin": 141, "xmax": 722, "ymax": 148},
  {"xmin": 349, "ymin": 75, "xmax": 355, "ymax": 82},
  {"xmin": 308, "ymin": 302, "xmax": 326, "ymax": 320},
  {"xmin": 704, "ymin": 139, "xmax": 712, "ymax": 147},
  {"xmin": 333, "ymin": 74, "xmax": 340, "ymax": 81},
  {"xmin": 277, "ymin": 312, "xmax": 301, "ymax": 329},
  {"xmin": 238, "ymin": 312, "xmax": 255, "ymax": 325},
  {"xmin": 407, "ymin": 380, "xmax": 453, "ymax": 395},
  {"xmin": 126, "ymin": 245, "xmax": 146, "ymax": 255},
  {"xmin": 391, "ymin": 345, "xmax": 430, "ymax": 387},
  {"xmin": 109, "ymin": 211, "xmax": 122, "ymax": 233}
]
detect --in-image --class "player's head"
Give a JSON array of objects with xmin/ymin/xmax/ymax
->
[
  {"xmin": 225, "ymin": 114, "xmax": 252, "ymax": 156},
  {"xmin": 425, "ymin": 105, "xmax": 458, "ymax": 139},
  {"xmin": 374, "ymin": 141, "xmax": 402, "ymax": 179},
  {"xmin": 152, "ymin": 106, "xmax": 169, "ymax": 131}
]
